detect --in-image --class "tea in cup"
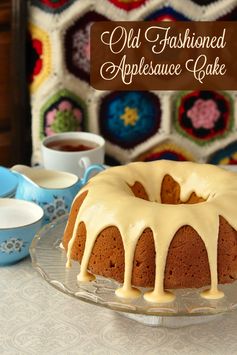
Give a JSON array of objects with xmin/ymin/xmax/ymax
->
[{"xmin": 42, "ymin": 132, "xmax": 105, "ymax": 177}]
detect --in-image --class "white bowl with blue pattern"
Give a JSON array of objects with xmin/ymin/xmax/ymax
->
[{"xmin": 0, "ymin": 199, "xmax": 44, "ymax": 265}]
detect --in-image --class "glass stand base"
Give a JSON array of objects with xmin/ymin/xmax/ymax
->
[{"xmin": 118, "ymin": 312, "xmax": 223, "ymax": 328}]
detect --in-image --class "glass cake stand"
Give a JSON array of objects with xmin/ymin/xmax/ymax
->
[{"xmin": 30, "ymin": 215, "xmax": 237, "ymax": 328}]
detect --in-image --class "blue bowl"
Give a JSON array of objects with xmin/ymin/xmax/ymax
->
[
  {"xmin": 0, "ymin": 199, "xmax": 44, "ymax": 266},
  {"xmin": 0, "ymin": 166, "xmax": 18, "ymax": 197}
]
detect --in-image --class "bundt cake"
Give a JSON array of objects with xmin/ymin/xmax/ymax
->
[{"xmin": 62, "ymin": 161, "xmax": 237, "ymax": 303}]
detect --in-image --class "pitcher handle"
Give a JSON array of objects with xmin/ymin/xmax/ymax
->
[{"xmin": 81, "ymin": 164, "xmax": 105, "ymax": 186}]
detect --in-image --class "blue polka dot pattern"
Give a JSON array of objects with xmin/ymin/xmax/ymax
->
[{"xmin": 99, "ymin": 91, "xmax": 161, "ymax": 149}]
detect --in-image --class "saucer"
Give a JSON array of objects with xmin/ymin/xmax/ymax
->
[{"xmin": 0, "ymin": 166, "xmax": 18, "ymax": 197}]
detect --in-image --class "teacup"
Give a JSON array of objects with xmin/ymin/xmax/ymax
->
[{"xmin": 41, "ymin": 132, "xmax": 105, "ymax": 177}]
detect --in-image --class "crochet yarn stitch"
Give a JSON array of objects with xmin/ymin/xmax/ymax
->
[
  {"xmin": 28, "ymin": 0, "xmax": 237, "ymax": 166},
  {"xmin": 99, "ymin": 91, "xmax": 161, "ymax": 149}
]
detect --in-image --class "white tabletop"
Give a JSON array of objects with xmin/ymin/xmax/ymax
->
[{"xmin": 1, "ymin": 257, "xmax": 237, "ymax": 355}]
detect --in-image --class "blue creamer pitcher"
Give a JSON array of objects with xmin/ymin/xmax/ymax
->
[{"xmin": 11, "ymin": 164, "xmax": 104, "ymax": 225}]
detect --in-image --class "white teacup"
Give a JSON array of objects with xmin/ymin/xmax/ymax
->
[{"xmin": 41, "ymin": 132, "xmax": 105, "ymax": 177}]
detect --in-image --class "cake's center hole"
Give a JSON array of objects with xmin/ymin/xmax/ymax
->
[
  {"xmin": 129, "ymin": 175, "xmax": 205, "ymax": 205},
  {"xmin": 160, "ymin": 174, "xmax": 205, "ymax": 205}
]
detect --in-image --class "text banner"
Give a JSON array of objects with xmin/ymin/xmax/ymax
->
[{"xmin": 91, "ymin": 21, "xmax": 237, "ymax": 90}]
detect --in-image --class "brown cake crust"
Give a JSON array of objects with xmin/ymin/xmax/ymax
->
[{"xmin": 63, "ymin": 176, "xmax": 237, "ymax": 289}]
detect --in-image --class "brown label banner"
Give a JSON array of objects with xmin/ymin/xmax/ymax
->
[{"xmin": 90, "ymin": 21, "xmax": 237, "ymax": 90}]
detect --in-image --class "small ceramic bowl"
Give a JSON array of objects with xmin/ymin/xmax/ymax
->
[
  {"xmin": 0, "ymin": 199, "xmax": 44, "ymax": 266},
  {"xmin": 0, "ymin": 166, "xmax": 18, "ymax": 198}
]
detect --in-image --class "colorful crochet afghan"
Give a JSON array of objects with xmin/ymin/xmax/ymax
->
[{"xmin": 28, "ymin": 0, "xmax": 237, "ymax": 166}]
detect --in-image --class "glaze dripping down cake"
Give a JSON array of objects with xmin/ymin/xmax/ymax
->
[{"xmin": 63, "ymin": 161, "xmax": 237, "ymax": 303}]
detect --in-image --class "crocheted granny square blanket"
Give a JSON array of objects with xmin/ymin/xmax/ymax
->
[{"xmin": 28, "ymin": 0, "xmax": 237, "ymax": 166}]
